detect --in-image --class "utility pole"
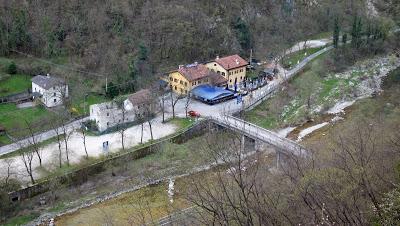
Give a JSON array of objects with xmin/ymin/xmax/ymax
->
[
  {"xmin": 105, "ymin": 76, "xmax": 108, "ymax": 93},
  {"xmin": 249, "ymin": 49, "xmax": 253, "ymax": 64}
]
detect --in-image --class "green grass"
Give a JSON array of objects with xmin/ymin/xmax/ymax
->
[
  {"xmin": 3, "ymin": 213, "xmax": 40, "ymax": 226},
  {"xmin": 71, "ymin": 93, "xmax": 109, "ymax": 115},
  {"xmin": 0, "ymin": 74, "xmax": 31, "ymax": 96},
  {"xmin": 168, "ymin": 117, "xmax": 195, "ymax": 130},
  {"xmin": 0, "ymin": 134, "xmax": 11, "ymax": 146},
  {"xmin": 283, "ymin": 46, "xmax": 325, "ymax": 69},
  {"xmin": 0, "ymin": 103, "xmax": 54, "ymax": 140},
  {"xmin": 245, "ymin": 54, "xmax": 328, "ymax": 128}
]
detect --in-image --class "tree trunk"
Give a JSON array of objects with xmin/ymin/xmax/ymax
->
[
  {"xmin": 57, "ymin": 136, "xmax": 62, "ymax": 168},
  {"xmin": 121, "ymin": 131, "xmax": 125, "ymax": 150},
  {"xmin": 162, "ymin": 98, "xmax": 165, "ymax": 123},
  {"xmin": 35, "ymin": 150, "xmax": 42, "ymax": 167},
  {"xmin": 141, "ymin": 123, "xmax": 144, "ymax": 144},
  {"xmin": 83, "ymin": 134, "xmax": 88, "ymax": 159},
  {"xmin": 64, "ymin": 134, "xmax": 69, "ymax": 166},
  {"xmin": 148, "ymin": 121, "xmax": 153, "ymax": 140}
]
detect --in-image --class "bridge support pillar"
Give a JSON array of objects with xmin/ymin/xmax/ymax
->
[{"xmin": 240, "ymin": 135, "xmax": 245, "ymax": 153}]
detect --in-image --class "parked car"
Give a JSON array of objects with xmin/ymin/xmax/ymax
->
[{"xmin": 188, "ymin": 110, "xmax": 200, "ymax": 117}]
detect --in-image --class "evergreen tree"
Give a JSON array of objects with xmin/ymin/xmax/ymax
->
[
  {"xmin": 342, "ymin": 33, "xmax": 347, "ymax": 44},
  {"xmin": 105, "ymin": 82, "xmax": 119, "ymax": 98},
  {"xmin": 333, "ymin": 17, "xmax": 340, "ymax": 48},
  {"xmin": 351, "ymin": 15, "xmax": 363, "ymax": 49},
  {"xmin": 7, "ymin": 62, "xmax": 17, "ymax": 75},
  {"xmin": 233, "ymin": 17, "xmax": 251, "ymax": 51}
]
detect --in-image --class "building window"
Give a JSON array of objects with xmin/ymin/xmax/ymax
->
[
  {"xmin": 180, "ymin": 80, "xmax": 183, "ymax": 85},
  {"xmin": 230, "ymin": 79, "xmax": 232, "ymax": 83},
  {"xmin": 214, "ymin": 63, "xmax": 216, "ymax": 66},
  {"xmin": 107, "ymin": 122, "xmax": 110, "ymax": 126},
  {"xmin": 229, "ymin": 72, "xmax": 232, "ymax": 75},
  {"xmin": 217, "ymin": 71, "xmax": 220, "ymax": 75},
  {"xmin": 184, "ymin": 82, "xmax": 187, "ymax": 86},
  {"xmin": 53, "ymin": 99, "xmax": 57, "ymax": 103},
  {"xmin": 180, "ymin": 88, "xmax": 183, "ymax": 93},
  {"xmin": 185, "ymin": 90, "xmax": 188, "ymax": 94},
  {"xmin": 175, "ymin": 86, "xmax": 177, "ymax": 90},
  {"xmin": 174, "ymin": 78, "xmax": 178, "ymax": 82},
  {"xmin": 170, "ymin": 77, "xmax": 173, "ymax": 81},
  {"xmin": 53, "ymin": 92, "xmax": 56, "ymax": 97},
  {"xmin": 107, "ymin": 113, "xmax": 109, "ymax": 116},
  {"xmin": 222, "ymin": 72, "xmax": 225, "ymax": 76},
  {"xmin": 240, "ymin": 76, "xmax": 243, "ymax": 80},
  {"xmin": 198, "ymin": 80, "xmax": 201, "ymax": 84}
]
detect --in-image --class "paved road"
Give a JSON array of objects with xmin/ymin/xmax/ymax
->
[
  {"xmin": 0, "ymin": 117, "xmax": 89, "ymax": 155},
  {"xmin": 0, "ymin": 42, "xmax": 333, "ymax": 157}
]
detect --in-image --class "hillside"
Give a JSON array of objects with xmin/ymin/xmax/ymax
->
[{"xmin": 0, "ymin": 0, "xmax": 374, "ymax": 90}]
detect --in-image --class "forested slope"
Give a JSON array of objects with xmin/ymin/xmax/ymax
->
[{"xmin": 0, "ymin": 0, "xmax": 372, "ymax": 88}]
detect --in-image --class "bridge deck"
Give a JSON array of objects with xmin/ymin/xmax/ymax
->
[{"xmin": 209, "ymin": 115, "xmax": 308, "ymax": 157}]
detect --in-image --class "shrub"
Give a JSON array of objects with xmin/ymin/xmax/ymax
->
[{"xmin": 7, "ymin": 62, "xmax": 17, "ymax": 75}]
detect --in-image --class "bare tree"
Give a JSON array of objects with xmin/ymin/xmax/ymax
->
[
  {"xmin": 79, "ymin": 122, "xmax": 89, "ymax": 159},
  {"xmin": 184, "ymin": 91, "xmax": 192, "ymax": 118},
  {"xmin": 51, "ymin": 119, "xmax": 64, "ymax": 168},
  {"xmin": 19, "ymin": 149, "xmax": 35, "ymax": 184},
  {"xmin": 114, "ymin": 99, "xmax": 128, "ymax": 151},
  {"xmin": 170, "ymin": 91, "xmax": 181, "ymax": 119},
  {"xmin": 23, "ymin": 119, "xmax": 43, "ymax": 167},
  {"xmin": 3, "ymin": 158, "xmax": 14, "ymax": 186},
  {"xmin": 60, "ymin": 116, "xmax": 73, "ymax": 166},
  {"xmin": 142, "ymin": 91, "xmax": 158, "ymax": 141},
  {"xmin": 160, "ymin": 94, "xmax": 167, "ymax": 123}
]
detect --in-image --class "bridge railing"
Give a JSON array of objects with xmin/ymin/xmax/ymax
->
[{"xmin": 208, "ymin": 115, "xmax": 308, "ymax": 157}]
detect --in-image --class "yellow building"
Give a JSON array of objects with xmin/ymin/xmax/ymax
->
[
  {"xmin": 168, "ymin": 62, "xmax": 226, "ymax": 95},
  {"xmin": 205, "ymin": 54, "xmax": 248, "ymax": 88}
]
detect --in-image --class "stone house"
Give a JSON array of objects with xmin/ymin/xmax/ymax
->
[
  {"xmin": 31, "ymin": 74, "xmax": 69, "ymax": 108},
  {"xmin": 90, "ymin": 89, "xmax": 155, "ymax": 132}
]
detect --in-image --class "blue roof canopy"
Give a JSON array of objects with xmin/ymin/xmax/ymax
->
[{"xmin": 191, "ymin": 85, "xmax": 234, "ymax": 102}]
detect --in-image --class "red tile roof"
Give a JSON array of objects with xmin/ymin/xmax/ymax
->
[
  {"xmin": 215, "ymin": 54, "xmax": 248, "ymax": 70},
  {"xmin": 178, "ymin": 63, "xmax": 211, "ymax": 81}
]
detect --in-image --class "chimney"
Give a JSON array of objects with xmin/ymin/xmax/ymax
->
[
  {"xmin": 235, "ymin": 59, "xmax": 239, "ymax": 65},
  {"xmin": 194, "ymin": 61, "xmax": 198, "ymax": 66},
  {"xmin": 216, "ymin": 55, "xmax": 219, "ymax": 60},
  {"xmin": 46, "ymin": 73, "xmax": 50, "ymax": 78},
  {"xmin": 178, "ymin": 65, "xmax": 184, "ymax": 69}
]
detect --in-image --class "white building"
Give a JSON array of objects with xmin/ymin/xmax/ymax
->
[
  {"xmin": 90, "ymin": 89, "xmax": 153, "ymax": 132},
  {"xmin": 89, "ymin": 102, "xmax": 135, "ymax": 132},
  {"xmin": 31, "ymin": 74, "xmax": 69, "ymax": 108}
]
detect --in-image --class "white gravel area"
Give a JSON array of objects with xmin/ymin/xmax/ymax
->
[
  {"xmin": 0, "ymin": 116, "xmax": 178, "ymax": 183},
  {"xmin": 297, "ymin": 122, "xmax": 329, "ymax": 142}
]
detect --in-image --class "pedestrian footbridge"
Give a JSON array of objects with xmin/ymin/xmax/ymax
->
[{"xmin": 208, "ymin": 115, "xmax": 308, "ymax": 158}]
